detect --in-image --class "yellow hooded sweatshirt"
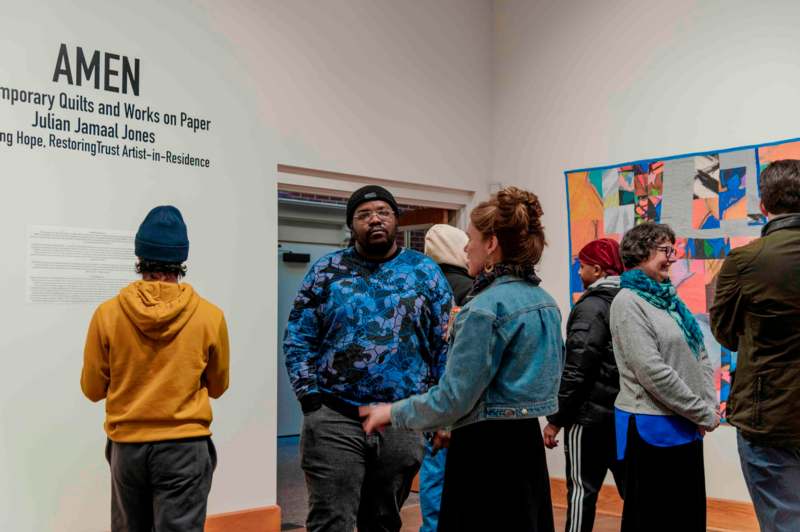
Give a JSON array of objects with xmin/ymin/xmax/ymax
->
[{"xmin": 81, "ymin": 280, "xmax": 230, "ymax": 442}]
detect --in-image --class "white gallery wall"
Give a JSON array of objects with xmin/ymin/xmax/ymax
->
[
  {"xmin": 493, "ymin": 0, "xmax": 800, "ymax": 501},
  {"xmin": 0, "ymin": 3, "xmax": 277, "ymax": 530},
  {"xmin": 204, "ymin": 0, "xmax": 493, "ymax": 194},
  {"xmin": 0, "ymin": 1, "xmax": 492, "ymax": 530}
]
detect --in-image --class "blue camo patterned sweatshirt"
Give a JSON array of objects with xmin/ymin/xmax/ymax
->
[{"xmin": 283, "ymin": 247, "xmax": 453, "ymax": 406}]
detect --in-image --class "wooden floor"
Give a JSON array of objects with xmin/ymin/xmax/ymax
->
[
  {"xmin": 275, "ymin": 435, "xmax": 758, "ymax": 532},
  {"xmin": 284, "ymin": 502, "xmax": 761, "ymax": 531},
  {"xmin": 285, "ymin": 503, "xmax": 622, "ymax": 531}
]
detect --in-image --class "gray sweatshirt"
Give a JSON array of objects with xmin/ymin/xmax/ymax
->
[{"xmin": 610, "ymin": 288, "xmax": 717, "ymax": 427}]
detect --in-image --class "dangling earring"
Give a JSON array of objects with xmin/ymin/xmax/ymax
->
[{"xmin": 484, "ymin": 261, "xmax": 494, "ymax": 273}]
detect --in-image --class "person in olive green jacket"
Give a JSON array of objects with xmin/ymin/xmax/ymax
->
[{"xmin": 710, "ymin": 159, "xmax": 800, "ymax": 532}]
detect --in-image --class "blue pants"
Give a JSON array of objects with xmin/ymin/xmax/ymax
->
[
  {"xmin": 738, "ymin": 430, "xmax": 800, "ymax": 532},
  {"xmin": 419, "ymin": 440, "xmax": 447, "ymax": 532}
]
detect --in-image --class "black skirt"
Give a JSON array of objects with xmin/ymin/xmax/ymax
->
[
  {"xmin": 438, "ymin": 417, "xmax": 555, "ymax": 532},
  {"xmin": 620, "ymin": 416, "xmax": 706, "ymax": 532}
]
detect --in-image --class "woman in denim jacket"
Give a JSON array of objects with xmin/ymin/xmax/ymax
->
[{"xmin": 361, "ymin": 187, "xmax": 564, "ymax": 532}]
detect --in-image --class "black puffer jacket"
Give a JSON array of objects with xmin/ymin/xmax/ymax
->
[{"xmin": 547, "ymin": 277, "xmax": 621, "ymax": 427}]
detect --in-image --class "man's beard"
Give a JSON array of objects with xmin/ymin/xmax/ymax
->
[{"xmin": 356, "ymin": 226, "xmax": 397, "ymax": 256}]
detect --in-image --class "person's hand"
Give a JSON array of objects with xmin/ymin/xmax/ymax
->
[
  {"xmin": 359, "ymin": 403, "xmax": 392, "ymax": 434},
  {"xmin": 543, "ymin": 423, "xmax": 561, "ymax": 449},
  {"xmin": 431, "ymin": 430, "xmax": 450, "ymax": 455},
  {"xmin": 699, "ymin": 410, "xmax": 721, "ymax": 436}
]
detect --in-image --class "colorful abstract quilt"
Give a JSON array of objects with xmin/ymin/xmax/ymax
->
[{"xmin": 565, "ymin": 137, "xmax": 800, "ymax": 418}]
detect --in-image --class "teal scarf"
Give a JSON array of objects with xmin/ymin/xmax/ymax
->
[{"xmin": 620, "ymin": 269, "xmax": 704, "ymax": 357}]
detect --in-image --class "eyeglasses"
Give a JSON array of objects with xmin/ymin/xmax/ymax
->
[
  {"xmin": 353, "ymin": 209, "xmax": 394, "ymax": 222},
  {"xmin": 656, "ymin": 245, "xmax": 677, "ymax": 258}
]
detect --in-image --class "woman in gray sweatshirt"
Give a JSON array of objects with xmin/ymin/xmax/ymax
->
[{"xmin": 610, "ymin": 222, "xmax": 719, "ymax": 532}]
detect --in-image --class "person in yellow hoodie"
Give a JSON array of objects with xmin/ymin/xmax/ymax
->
[{"xmin": 81, "ymin": 205, "xmax": 230, "ymax": 532}]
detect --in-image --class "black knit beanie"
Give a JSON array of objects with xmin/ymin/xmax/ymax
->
[{"xmin": 346, "ymin": 185, "xmax": 399, "ymax": 227}]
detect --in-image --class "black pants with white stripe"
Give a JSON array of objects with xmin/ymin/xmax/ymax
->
[{"xmin": 564, "ymin": 421, "xmax": 625, "ymax": 532}]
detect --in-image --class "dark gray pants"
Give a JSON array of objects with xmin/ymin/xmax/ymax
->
[
  {"xmin": 300, "ymin": 405, "xmax": 424, "ymax": 532},
  {"xmin": 105, "ymin": 437, "xmax": 217, "ymax": 532}
]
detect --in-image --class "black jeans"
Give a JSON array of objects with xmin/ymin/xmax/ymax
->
[
  {"xmin": 105, "ymin": 437, "xmax": 217, "ymax": 532},
  {"xmin": 300, "ymin": 404, "xmax": 423, "ymax": 532}
]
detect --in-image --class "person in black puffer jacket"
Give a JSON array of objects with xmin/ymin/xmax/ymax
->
[{"xmin": 544, "ymin": 238, "xmax": 625, "ymax": 532}]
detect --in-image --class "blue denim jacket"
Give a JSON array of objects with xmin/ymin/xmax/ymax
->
[{"xmin": 392, "ymin": 275, "xmax": 564, "ymax": 431}]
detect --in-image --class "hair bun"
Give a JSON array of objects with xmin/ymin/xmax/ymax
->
[
  {"xmin": 494, "ymin": 186, "xmax": 543, "ymax": 232},
  {"xmin": 470, "ymin": 185, "xmax": 547, "ymax": 267}
]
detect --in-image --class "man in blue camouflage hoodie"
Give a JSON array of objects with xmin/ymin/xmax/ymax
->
[{"xmin": 284, "ymin": 185, "xmax": 453, "ymax": 532}]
